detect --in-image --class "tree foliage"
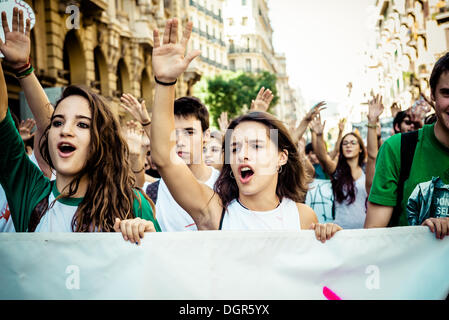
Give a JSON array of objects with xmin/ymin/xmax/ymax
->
[{"xmin": 194, "ymin": 71, "xmax": 279, "ymax": 128}]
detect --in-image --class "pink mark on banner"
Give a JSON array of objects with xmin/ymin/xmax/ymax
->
[{"xmin": 323, "ymin": 286, "xmax": 341, "ymax": 300}]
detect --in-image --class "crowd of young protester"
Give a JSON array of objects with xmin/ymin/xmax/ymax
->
[{"xmin": 0, "ymin": 8, "xmax": 448, "ymax": 245}]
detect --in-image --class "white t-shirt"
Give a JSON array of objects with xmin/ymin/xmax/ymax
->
[
  {"xmin": 333, "ymin": 172, "xmax": 367, "ymax": 229},
  {"xmin": 220, "ymin": 197, "xmax": 301, "ymax": 231},
  {"xmin": 34, "ymin": 188, "xmax": 82, "ymax": 232},
  {"xmin": 0, "ymin": 186, "xmax": 15, "ymax": 232},
  {"xmin": 156, "ymin": 167, "xmax": 220, "ymax": 232}
]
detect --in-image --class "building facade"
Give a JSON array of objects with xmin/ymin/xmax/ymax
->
[
  {"xmin": 5, "ymin": 0, "xmax": 191, "ymax": 121},
  {"xmin": 362, "ymin": 0, "xmax": 449, "ymax": 115},
  {"xmin": 222, "ymin": 0, "xmax": 296, "ymax": 121}
]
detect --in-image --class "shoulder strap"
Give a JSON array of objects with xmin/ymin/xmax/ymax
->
[
  {"xmin": 146, "ymin": 180, "xmax": 160, "ymax": 204},
  {"xmin": 219, "ymin": 206, "xmax": 226, "ymax": 230},
  {"xmin": 389, "ymin": 130, "xmax": 419, "ymax": 227}
]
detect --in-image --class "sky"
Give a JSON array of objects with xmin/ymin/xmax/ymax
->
[{"xmin": 268, "ymin": 0, "xmax": 376, "ymax": 114}]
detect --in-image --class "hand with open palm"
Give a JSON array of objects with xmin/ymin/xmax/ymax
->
[
  {"xmin": 250, "ymin": 87, "xmax": 274, "ymax": 112},
  {"xmin": 152, "ymin": 18, "xmax": 201, "ymax": 83},
  {"xmin": 0, "ymin": 8, "xmax": 31, "ymax": 70}
]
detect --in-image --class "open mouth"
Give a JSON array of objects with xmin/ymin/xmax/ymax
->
[
  {"xmin": 57, "ymin": 142, "xmax": 77, "ymax": 158},
  {"xmin": 238, "ymin": 165, "xmax": 254, "ymax": 184}
]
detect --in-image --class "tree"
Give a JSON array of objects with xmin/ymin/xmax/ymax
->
[{"xmin": 194, "ymin": 70, "xmax": 279, "ymax": 128}]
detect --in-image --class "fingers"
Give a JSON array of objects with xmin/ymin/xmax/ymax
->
[
  {"xmin": 12, "ymin": 7, "xmax": 18, "ymax": 33},
  {"xmin": 25, "ymin": 18, "xmax": 30, "ymax": 38},
  {"xmin": 184, "ymin": 49, "xmax": 201, "ymax": 65},
  {"xmin": 18, "ymin": 9, "xmax": 24, "ymax": 34},
  {"xmin": 1, "ymin": 11, "xmax": 10, "ymax": 36},
  {"xmin": 313, "ymin": 223, "xmax": 342, "ymax": 243},
  {"xmin": 113, "ymin": 218, "xmax": 121, "ymax": 232},
  {"xmin": 163, "ymin": 19, "xmax": 172, "ymax": 45},
  {"xmin": 256, "ymin": 87, "xmax": 264, "ymax": 100},
  {"xmin": 153, "ymin": 29, "xmax": 160, "ymax": 48},
  {"xmin": 180, "ymin": 20, "xmax": 193, "ymax": 48},
  {"xmin": 169, "ymin": 18, "xmax": 178, "ymax": 44}
]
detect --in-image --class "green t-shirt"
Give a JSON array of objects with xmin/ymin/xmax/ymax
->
[
  {"xmin": 368, "ymin": 124, "xmax": 449, "ymax": 226},
  {"xmin": 0, "ymin": 109, "xmax": 161, "ymax": 232}
]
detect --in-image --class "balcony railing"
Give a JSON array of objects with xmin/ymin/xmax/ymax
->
[
  {"xmin": 191, "ymin": 27, "xmax": 226, "ymax": 47},
  {"xmin": 228, "ymin": 47, "xmax": 273, "ymax": 65},
  {"xmin": 189, "ymin": 0, "xmax": 223, "ymax": 23},
  {"xmin": 199, "ymin": 55, "xmax": 228, "ymax": 70},
  {"xmin": 435, "ymin": 6, "xmax": 449, "ymax": 24}
]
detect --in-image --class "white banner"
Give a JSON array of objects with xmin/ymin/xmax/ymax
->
[{"xmin": 0, "ymin": 227, "xmax": 448, "ymax": 300}]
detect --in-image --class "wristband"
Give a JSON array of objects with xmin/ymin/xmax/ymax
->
[
  {"xmin": 13, "ymin": 57, "xmax": 31, "ymax": 73},
  {"xmin": 132, "ymin": 167, "xmax": 145, "ymax": 174},
  {"xmin": 366, "ymin": 123, "xmax": 378, "ymax": 129},
  {"xmin": 15, "ymin": 65, "xmax": 34, "ymax": 79},
  {"xmin": 154, "ymin": 76, "xmax": 177, "ymax": 86},
  {"xmin": 141, "ymin": 120, "xmax": 151, "ymax": 127}
]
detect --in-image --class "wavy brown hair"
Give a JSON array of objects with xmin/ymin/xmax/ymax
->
[
  {"xmin": 214, "ymin": 111, "xmax": 309, "ymax": 209},
  {"xmin": 331, "ymin": 132, "xmax": 366, "ymax": 205},
  {"xmin": 37, "ymin": 85, "xmax": 152, "ymax": 232}
]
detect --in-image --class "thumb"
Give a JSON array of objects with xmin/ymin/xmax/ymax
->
[
  {"xmin": 113, "ymin": 218, "xmax": 121, "ymax": 232},
  {"xmin": 184, "ymin": 49, "xmax": 201, "ymax": 65},
  {"xmin": 309, "ymin": 223, "xmax": 315, "ymax": 230}
]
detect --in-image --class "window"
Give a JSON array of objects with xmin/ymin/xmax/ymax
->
[
  {"xmin": 230, "ymin": 59, "xmax": 235, "ymax": 70},
  {"xmin": 246, "ymin": 58, "xmax": 252, "ymax": 72},
  {"xmin": 228, "ymin": 18, "xmax": 234, "ymax": 26},
  {"xmin": 242, "ymin": 17, "xmax": 248, "ymax": 26},
  {"xmin": 242, "ymin": 0, "xmax": 247, "ymax": 5}
]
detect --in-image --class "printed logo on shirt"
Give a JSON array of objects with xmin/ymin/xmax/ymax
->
[{"xmin": 0, "ymin": 204, "xmax": 10, "ymax": 222}]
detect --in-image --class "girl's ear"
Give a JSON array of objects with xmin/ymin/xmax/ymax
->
[{"xmin": 279, "ymin": 149, "xmax": 288, "ymax": 167}]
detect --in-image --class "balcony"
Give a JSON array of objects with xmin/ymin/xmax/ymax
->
[
  {"xmin": 435, "ymin": 6, "xmax": 449, "ymax": 24},
  {"xmin": 189, "ymin": 0, "xmax": 223, "ymax": 23}
]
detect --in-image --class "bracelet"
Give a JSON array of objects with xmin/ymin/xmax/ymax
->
[
  {"xmin": 13, "ymin": 57, "xmax": 31, "ymax": 73},
  {"xmin": 366, "ymin": 123, "xmax": 378, "ymax": 129},
  {"xmin": 132, "ymin": 167, "xmax": 145, "ymax": 174},
  {"xmin": 141, "ymin": 120, "xmax": 151, "ymax": 127},
  {"xmin": 154, "ymin": 76, "xmax": 177, "ymax": 86},
  {"xmin": 15, "ymin": 65, "xmax": 34, "ymax": 79}
]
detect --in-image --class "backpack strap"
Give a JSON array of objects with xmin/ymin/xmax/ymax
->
[
  {"xmin": 146, "ymin": 180, "xmax": 160, "ymax": 204},
  {"xmin": 389, "ymin": 130, "xmax": 419, "ymax": 227}
]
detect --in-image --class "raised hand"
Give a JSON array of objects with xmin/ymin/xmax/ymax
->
[
  {"xmin": 18, "ymin": 118, "xmax": 35, "ymax": 141},
  {"xmin": 250, "ymin": 87, "xmax": 274, "ymax": 112},
  {"xmin": 124, "ymin": 120, "xmax": 145, "ymax": 156},
  {"xmin": 309, "ymin": 113, "xmax": 325, "ymax": 135},
  {"xmin": 0, "ymin": 7, "xmax": 31, "ymax": 69},
  {"xmin": 368, "ymin": 94, "xmax": 384, "ymax": 123},
  {"xmin": 390, "ymin": 102, "xmax": 401, "ymax": 118},
  {"xmin": 304, "ymin": 101, "xmax": 327, "ymax": 122},
  {"xmin": 338, "ymin": 118, "xmax": 346, "ymax": 132},
  {"xmin": 152, "ymin": 18, "xmax": 201, "ymax": 83},
  {"xmin": 121, "ymin": 93, "xmax": 151, "ymax": 125},
  {"xmin": 218, "ymin": 111, "xmax": 229, "ymax": 133}
]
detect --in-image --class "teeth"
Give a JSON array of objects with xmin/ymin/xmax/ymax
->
[{"xmin": 241, "ymin": 167, "xmax": 251, "ymax": 172}]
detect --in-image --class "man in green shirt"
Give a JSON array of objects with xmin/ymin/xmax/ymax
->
[{"xmin": 365, "ymin": 53, "xmax": 449, "ymax": 240}]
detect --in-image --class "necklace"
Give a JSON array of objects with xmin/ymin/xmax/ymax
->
[{"xmin": 237, "ymin": 197, "xmax": 281, "ymax": 211}]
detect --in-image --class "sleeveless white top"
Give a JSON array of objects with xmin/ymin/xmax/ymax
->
[{"xmin": 220, "ymin": 197, "xmax": 301, "ymax": 230}]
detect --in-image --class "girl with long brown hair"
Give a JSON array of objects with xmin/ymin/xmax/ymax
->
[
  {"xmin": 310, "ymin": 113, "xmax": 368, "ymax": 229},
  {"xmin": 144, "ymin": 18, "xmax": 341, "ymax": 242},
  {"xmin": 0, "ymin": 8, "xmax": 159, "ymax": 243}
]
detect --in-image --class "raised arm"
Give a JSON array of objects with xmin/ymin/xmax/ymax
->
[
  {"xmin": 150, "ymin": 19, "xmax": 220, "ymax": 229},
  {"xmin": 250, "ymin": 87, "xmax": 274, "ymax": 112},
  {"xmin": 0, "ymin": 8, "xmax": 53, "ymax": 177},
  {"xmin": 291, "ymin": 101, "xmax": 326, "ymax": 143},
  {"xmin": 0, "ymin": 62, "xmax": 6, "ymax": 121},
  {"xmin": 366, "ymin": 94, "xmax": 384, "ymax": 194},
  {"xmin": 309, "ymin": 113, "xmax": 337, "ymax": 175},
  {"xmin": 329, "ymin": 118, "xmax": 345, "ymax": 160}
]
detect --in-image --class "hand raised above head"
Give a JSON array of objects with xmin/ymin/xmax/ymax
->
[
  {"xmin": 0, "ymin": 7, "xmax": 31, "ymax": 70},
  {"xmin": 152, "ymin": 18, "xmax": 201, "ymax": 83}
]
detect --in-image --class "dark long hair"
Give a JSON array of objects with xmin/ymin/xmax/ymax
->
[
  {"xmin": 37, "ymin": 85, "xmax": 153, "ymax": 232},
  {"xmin": 214, "ymin": 111, "xmax": 309, "ymax": 209},
  {"xmin": 331, "ymin": 132, "xmax": 366, "ymax": 205}
]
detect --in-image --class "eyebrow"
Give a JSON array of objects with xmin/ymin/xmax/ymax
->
[{"xmin": 52, "ymin": 114, "xmax": 92, "ymax": 121}]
